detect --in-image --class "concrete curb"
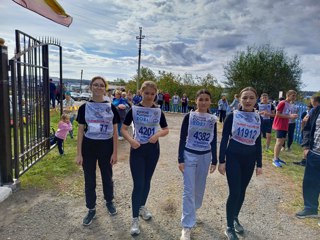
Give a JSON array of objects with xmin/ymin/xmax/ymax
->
[{"xmin": 0, "ymin": 186, "xmax": 12, "ymax": 203}]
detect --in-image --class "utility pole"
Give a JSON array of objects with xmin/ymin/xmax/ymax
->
[
  {"xmin": 136, "ymin": 27, "xmax": 145, "ymax": 91},
  {"xmin": 80, "ymin": 69, "xmax": 83, "ymax": 93}
]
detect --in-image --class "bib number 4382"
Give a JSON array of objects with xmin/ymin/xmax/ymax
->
[{"xmin": 193, "ymin": 131, "xmax": 210, "ymax": 141}]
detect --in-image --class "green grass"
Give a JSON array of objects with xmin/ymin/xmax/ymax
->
[
  {"xmin": 20, "ymin": 110, "xmax": 84, "ymax": 196},
  {"xmin": 262, "ymin": 134, "xmax": 306, "ymax": 212}
]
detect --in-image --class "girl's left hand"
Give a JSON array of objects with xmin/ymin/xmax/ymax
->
[
  {"xmin": 110, "ymin": 154, "xmax": 117, "ymax": 166},
  {"xmin": 256, "ymin": 167, "xmax": 262, "ymax": 176},
  {"xmin": 149, "ymin": 135, "xmax": 158, "ymax": 144},
  {"xmin": 210, "ymin": 164, "xmax": 216, "ymax": 173}
]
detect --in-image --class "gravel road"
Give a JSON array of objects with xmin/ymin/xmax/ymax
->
[{"xmin": 0, "ymin": 113, "xmax": 319, "ymax": 240}]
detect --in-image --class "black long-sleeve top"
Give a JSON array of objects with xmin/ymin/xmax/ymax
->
[
  {"xmin": 302, "ymin": 105, "xmax": 320, "ymax": 151},
  {"xmin": 219, "ymin": 112, "xmax": 262, "ymax": 168},
  {"xmin": 178, "ymin": 113, "xmax": 217, "ymax": 165}
]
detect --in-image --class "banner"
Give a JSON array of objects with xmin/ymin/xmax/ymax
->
[{"xmin": 12, "ymin": 0, "xmax": 73, "ymax": 27}]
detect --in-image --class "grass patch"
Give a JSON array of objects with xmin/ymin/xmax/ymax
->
[{"xmin": 20, "ymin": 110, "xmax": 83, "ymax": 196}]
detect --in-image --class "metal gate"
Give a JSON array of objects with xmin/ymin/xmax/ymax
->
[{"xmin": 0, "ymin": 30, "xmax": 63, "ymax": 185}]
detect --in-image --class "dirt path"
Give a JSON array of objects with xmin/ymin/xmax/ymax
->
[{"xmin": 0, "ymin": 113, "xmax": 319, "ymax": 240}]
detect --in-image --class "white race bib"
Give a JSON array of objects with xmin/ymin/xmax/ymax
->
[
  {"xmin": 132, "ymin": 106, "xmax": 161, "ymax": 144},
  {"xmin": 231, "ymin": 110, "xmax": 261, "ymax": 146},
  {"xmin": 185, "ymin": 111, "xmax": 217, "ymax": 151},
  {"xmin": 258, "ymin": 103, "xmax": 272, "ymax": 120},
  {"xmin": 85, "ymin": 102, "xmax": 114, "ymax": 140}
]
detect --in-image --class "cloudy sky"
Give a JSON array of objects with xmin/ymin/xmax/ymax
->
[{"xmin": 1, "ymin": 0, "xmax": 319, "ymax": 90}]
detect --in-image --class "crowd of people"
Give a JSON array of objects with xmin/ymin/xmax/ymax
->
[{"xmin": 50, "ymin": 76, "xmax": 319, "ymax": 239}]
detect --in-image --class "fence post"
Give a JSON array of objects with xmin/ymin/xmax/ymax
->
[{"xmin": 0, "ymin": 39, "xmax": 13, "ymax": 185}]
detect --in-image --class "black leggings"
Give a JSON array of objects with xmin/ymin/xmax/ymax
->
[
  {"xmin": 226, "ymin": 152, "xmax": 256, "ymax": 228},
  {"xmin": 82, "ymin": 137, "xmax": 114, "ymax": 209},
  {"xmin": 220, "ymin": 110, "xmax": 227, "ymax": 123},
  {"xmin": 287, "ymin": 123, "xmax": 296, "ymax": 149},
  {"xmin": 130, "ymin": 142, "xmax": 160, "ymax": 218}
]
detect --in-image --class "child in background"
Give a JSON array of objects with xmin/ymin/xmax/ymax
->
[
  {"xmin": 51, "ymin": 113, "xmax": 72, "ymax": 155},
  {"xmin": 178, "ymin": 89, "xmax": 218, "ymax": 240},
  {"xmin": 257, "ymin": 93, "xmax": 275, "ymax": 152}
]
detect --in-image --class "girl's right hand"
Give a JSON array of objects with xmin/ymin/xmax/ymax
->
[
  {"xmin": 178, "ymin": 163, "xmax": 184, "ymax": 173},
  {"xmin": 218, "ymin": 163, "xmax": 226, "ymax": 175},
  {"xmin": 76, "ymin": 155, "xmax": 83, "ymax": 165},
  {"xmin": 130, "ymin": 140, "xmax": 141, "ymax": 149}
]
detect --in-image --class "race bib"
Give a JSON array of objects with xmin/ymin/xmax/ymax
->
[
  {"xmin": 258, "ymin": 103, "xmax": 272, "ymax": 119},
  {"xmin": 231, "ymin": 110, "xmax": 261, "ymax": 146},
  {"xmin": 132, "ymin": 106, "xmax": 161, "ymax": 144},
  {"xmin": 85, "ymin": 102, "xmax": 114, "ymax": 140},
  {"xmin": 185, "ymin": 111, "xmax": 217, "ymax": 151}
]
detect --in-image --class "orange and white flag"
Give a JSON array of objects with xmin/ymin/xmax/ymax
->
[{"xmin": 12, "ymin": 0, "xmax": 73, "ymax": 27}]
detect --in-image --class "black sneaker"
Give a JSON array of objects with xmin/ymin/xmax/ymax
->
[
  {"xmin": 234, "ymin": 218, "xmax": 244, "ymax": 234},
  {"xmin": 295, "ymin": 209, "xmax": 318, "ymax": 219},
  {"xmin": 106, "ymin": 202, "xmax": 117, "ymax": 216},
  {"xmin": 83, "ymin": 209, "xmax": 96, "ymax": 226},
  {"xmin": 224, "ymin": 227, "xmax": 239, "ymax": 240}
]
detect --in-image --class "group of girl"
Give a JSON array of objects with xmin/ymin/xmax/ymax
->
[{"xmin": 75, "ymin": 76, "xmax": 262, "ymax": 240}]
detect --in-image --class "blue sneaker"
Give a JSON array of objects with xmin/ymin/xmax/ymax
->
[
  {"xmin": 273, "ymin": 159, "xmax": 282, "ymax": 168},
  {"xmin": 277, "ymin": 158, "xmax": 287, "ymax": 165}
]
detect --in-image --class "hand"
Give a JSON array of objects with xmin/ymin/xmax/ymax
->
[
  {"xmin": 256, "ymin": 167, "xmax": 263, "ymax": 176},
  {"xmin": 218, "ymin": 163, "xmax": 226, "ymax": 175},
  {"xmin": 210, "ymin": 164, "xmax": 216, "ymax": 173},
  {"xmin": 130, "ymin": 140, "xmax": 141, "ymax": 149},
  {"xmin": 76, "ymin": 155, "xmax": 83, "ymax": 165},
  {"xmin": 148, "ymin": 135, "xmax": 159, "ymax": 144},
  {"xmin": 303, "ymin": 149, "xmax": 309, "ymax": 157},
  {"xmin": 110, "ymin": 154, "xmax": 117, "ymax": 166},
  {"xmin": 179, "ymin": 163, "xmax": 184, "ymax": 173},
  {"xmin": 290, "ymin": 114, "xmax": 298, "ymax": 119}
]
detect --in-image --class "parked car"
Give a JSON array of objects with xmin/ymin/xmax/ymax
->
[
  {"xmin": 70, "ymin": 92, "xmax": 81, "ymax": 101},
  {"xmin": 79, "ymin": 92, "xmax": 92, "ymax": 101}
]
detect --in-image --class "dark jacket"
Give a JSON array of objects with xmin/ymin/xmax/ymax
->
[{"xmin": 302, "ymin": 105, "xmax": 320, "ymax": 150}]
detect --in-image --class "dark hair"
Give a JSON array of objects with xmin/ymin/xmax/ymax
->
[
  {"xmin": 239, "ymin": 87, "xmax": 258, "ymax": 98},
  {"xmin": 311, "ymin": 95, "xmax": 320, "ymax": 103},
  {"xmin": 90, "ymin": 76, "xmax": 107, "ymax": 88},
  {"xmin": 196, "ymin": 89, "xmax": 211, "ymax": 99}
]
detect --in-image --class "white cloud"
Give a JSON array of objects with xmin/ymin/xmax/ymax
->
[{"xmin": 1, "ymin": 0, "xmax": 319, "ymax": 90}]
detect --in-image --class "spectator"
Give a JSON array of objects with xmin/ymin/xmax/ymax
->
[
  {"xmin": 157, "ymin": 90, "xmax": 164, "ymax": 110},
  {"xmin": 163, "ymin": 92, "xmax": 171, "ymax": 112},
  {"xmin": 172, "ymin": 93, "xmax": 180, "ymax": 113},
  {"xmin": 49, "ymin": 79, "xmax": 56, "ymax": 108},
  {"xmin": 218, "ymin": 95, "xmax": 229, "ymax": 123},
  {"xmin": 132, "ymin": 90, "xmax": 142, "ymax": 105},
  {"xmin": 229, "ymin": 94, "xmax": 240, "ymax": 112},
  {"xmin": 181, "ymin": 93, "xmax": 189, "ymax": 113},
  {"xmin": 295, "ymin": 96, "xmax": 320, "ymax": 223}
]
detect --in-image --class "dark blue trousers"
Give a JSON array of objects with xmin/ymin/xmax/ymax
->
[
  {"xmin": 82, "ymin": 137, "xmax": 114, "ymax": 210},
  {"xmin": 303, "ymin": 151, "xmax": 320, "ymax": 212},
  {"xmin": 130, "ymin": 142, "xmax": 160, "ymax": 217},
  {"xmin": 50, "ymin": 136, "xmax": 64, "ymax": 155},
  {"xmin": 226, "ymin": 152, "xmax": 256, "ymax": 228}
]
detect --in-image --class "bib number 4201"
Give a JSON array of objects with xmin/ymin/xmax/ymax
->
[{"xmin": 139, "ymin": 126, "xmax": 155, "ymax": 136}]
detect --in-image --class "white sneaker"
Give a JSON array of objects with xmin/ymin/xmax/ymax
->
[
  {"xmin": 130, "ymin": 217, "xmax": 140, "ymax": 236},
  {"xmin": 139, "ymin": 206, "xmax": 152, "ymax": 220},
  {"xmin": 180, "ymin": 228, "xmax": 191, "ymax": 240}
]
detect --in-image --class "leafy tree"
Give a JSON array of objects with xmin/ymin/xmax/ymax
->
[{"xmin": 224, "ymin": 44, "xmax": 302, "ymax": 100}]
